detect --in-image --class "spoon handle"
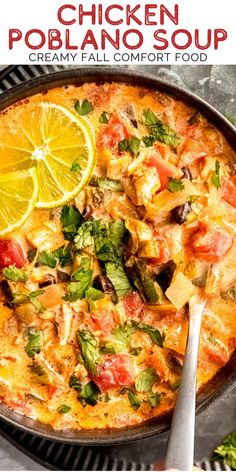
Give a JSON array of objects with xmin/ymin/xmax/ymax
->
[{"xmin": 163, "ymin": 296, "xmax": 206, "ymax": 471}]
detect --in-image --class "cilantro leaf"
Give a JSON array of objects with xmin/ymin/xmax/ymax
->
[
  {"xmin": 75, "ymin": 99, "xmax": 93, "ymax": 116},
  {"xmin": 28, "ymin": 290, "xmax": 46, "ymax": 314},
  {"xmin": 211, "ymin": 160, "xmax": 221, "ymax": 189},
  {"xmin": 37, "ymin": 251, "xmax": 57, "ymax": 269},
  {"xmin": 77, "ymin": 330, "xmax": 100, "ymax": 376},
  {"xmin": 12, "ymin": 290, "xmax": 45, "ymax": 314},
  {"xmin": 135, "ymin": 368, "xmax": 157, "ymax": 393},
  {"xmin": 143, "ymin": 109, "xmax": 181, "ymax": 148},
  {"xmin": 118, "ymin": 136, "xmax": 141, "ymax": 156},
  {"xmin": 105, "ymin": 262, "xmax": 132, "ymax": 300},
  {"xmin": 64, "ymin": 258, "xmax": 93, "ymax": 302},
  {"xmin": 2, "ymin": 265, "xmax": 27, "ymax": 282},
  {"xmin": 60, "ymin": 205, "xmax": 82, "ymax": 241},
  {"xmin": 57, "ymin": 405, "xmax": 71, "ymax": 414},
  {"xmin": 167, "ymin": 177, "xmax": 185, "ymax": 193},
  {"xmin": 113, "ymin": 322, "xmax": 134, "ymax": 344},
  {"xmin": 143, "ymin": 135, "xmax": 155, "ymax": 147},
  {"xmin": 74, "ymin": 220, "xmax": 94, "ymax": 250},
  {"xmin": 79, "ymin": 381, "xmax": 100, "ymax": 406},
  {"xmin": 121, "ymin": 388, "xmax": 142, "ymax": 410},
  {"xmin": 132, "ymin": 321, "xmax": 164, "ymax": 347},
  {"xmin": 213, "ymin": 431, "xmax": 236, "ymax": 469},
  {"xmin": 69, "ymin": 375, "xmax": 82, "ymax": 391},
  {"xmin": 25, "ymin": 327, "xmax": 43, "ymax": 358},
  {"xmin": 148, "ymin": 391, "xmax": 161, "ymax": 408},
  {"xmin": 70, "ymin": 160, "xmax": 82, "ymax": 173},
  {"xmin": 96, "ymin": 177, "xmax": 123, "ymax": 192},
  {"xmin": 99, "ymin": 111, "xmax": 110, "ymax": 124},
  {"xmin": 55, "ymin": 246, "xmax": 73, "ymax": 267}
]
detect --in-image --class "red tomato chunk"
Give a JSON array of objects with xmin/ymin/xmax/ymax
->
[
  {"xmin": 98, "ymin": 116, "xmax": 130, "ymax": 149},
  {"xmin": 191, "ymin": 224, "xmax": 233, "ymax": 263},
  {"xmin": 122, "ymin": 291, "xmax": 144, "ymax": 319},
  {"xmin": 221, "ymin": 176, "xmax": 236, "ymax": 208},
  {"xmin": 93, "ymin": 354, "xmax": 134, "ymax": 391},
  {"xmin": 0, "ymin": 239, "xmax": 26, "ymax": 269}
]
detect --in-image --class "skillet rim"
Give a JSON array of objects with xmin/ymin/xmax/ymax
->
[{"xmin": 0, "ymin": 66, "xmax": 236, "ymax": 446}]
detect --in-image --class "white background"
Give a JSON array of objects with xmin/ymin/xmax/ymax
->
[{"xmin": 0, "ymin": 0, "xmax": 235, "ymax": 65}]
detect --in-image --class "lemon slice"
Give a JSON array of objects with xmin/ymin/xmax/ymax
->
[
  {"xmin": 0, "ymin": 102, "xmax": 95, "ymax": 209},
  {"xmin": 0, "ymin": 168, "xmax": 38, "ymax": 236}
]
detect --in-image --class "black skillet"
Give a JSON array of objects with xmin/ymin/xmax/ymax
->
[{"xmin": 0, "ymin": 67, "xmax": 235, "ymax": 445}]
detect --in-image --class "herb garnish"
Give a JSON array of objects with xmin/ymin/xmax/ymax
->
[
  {"xmin": 135, "ymin": 368, "xmax": 157, "ymax": 393},
  {"xmin": 99, "ymin": 111, "xmax": 110, "ymax": 124},
  {"xmin": 57, "ymin": 405, "xmax": 71, "ymax": 414},
  {"xmin": 77, "ymin": 330, "xmax": 100, "ymax": 376},
  {"xmin": 143, "ymin": 109, "xmax": 181, "ymax": 148},
  {"xmin": 75, "ymin": 99, "xmax": 93, "ymax": 116},
  {"xmin": 143, "ymin": 135, "xmax": 155, "ymax": 147},
  {"xmin": 79, "ymin": 381, "xmax": 100, "ymax": 406},
  {"xmin": 147, "ymin": 392, "xmax": 161, "ymax": 408},
  {"xmin": 2, "ymin": 265, "xmax": 27, "ymax": 282},
  {"xmin": 118, "ymin": 136, "xmax": 141, "ymax": 156},
  {"xmin": 25, "ymin": 327, "xmax": 43, "ymax": 358},
  {"xmin": 12, "ymin": 290, "xmax": 46, "ymax": 314},
  {"xmin": 37, "ymin": 251, "xmax": 57, "ymax": 269},
  {"xmin": 60, "ymin": 205, "xmax": 82, "ymax": 241},
  {"xmin": 121, "ymin": 388, "xmax": 142, "ymax": 410},
  {"xmin": 167, "ymin": 177, "xmax": 185, "ymax": 193},
  {"xmin": 212, "ymin": 160, "xmax": 221, "ymax": 189},
  {"xmin": 213, "ymin": 431, "xmax": 236, "ymax": 469},
  {"xmin": 70, "ymin": 160, "xmax": 82, "ymax": 173},
  {"xmin": 64, "ymin": 257, "xmax": 93, "ymax": 302}
]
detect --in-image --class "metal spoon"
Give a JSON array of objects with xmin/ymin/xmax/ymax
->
[{"xmin": 162, "ymin": 294, "xmax": 206, "ymax": 471}]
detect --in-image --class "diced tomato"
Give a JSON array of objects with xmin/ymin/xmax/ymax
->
[
  {"xmin": 48, "ymin": 386, "xmax": 58, "ymax": 398},
  {"xmin": 191, "ymin": 224, "xmax": 233, "ymax": 263},
  {"xmin": 93, "ymin": 354, "xmax": 134, "ymax": 390},
  {"xmin": 147, "ymin": 156, "xmax": 177, "ymax": 189},
  {"xmin": 91, "ymin": 309, "xmax": 115, "ymax": 336},
  {"xmin": 98, "ymin": 116, "xmax": 130, "ymax": 150},
  {"xmin": 0, "ymin": 239, "xmax": 26, "ymax": 269},
  {"xmin": 221, "ymin": 176, "xmax": 236, "ymax": 208},
  {"xmin": 122, "ymin": 291, "xmax": 144, "ymax": 319}
]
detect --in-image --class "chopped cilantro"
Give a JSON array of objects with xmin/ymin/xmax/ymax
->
[
  {"xmin": 135, "ymin": 368, "xmax": 157, "ymax": 393},
  {"xmin": 60, "ymin": 205, "xmax": 82, "ymax": 241},
  {"xmin": 96, "ymin": 177, "xmax": 123, "ymax": 192},
  {"xmin": 143, "ymin": 135, "xmax": 155, "ymax": 147},
  {"xmin": 12, "ymin": 290, "xmax": 46, "ymax": 314},
  {"xmin": 118, "ymin": 136, "xmax": 141, "ymax": 156},
  {"xmin": 77, "ymin": 330, "xmax": 100, "ymax": 376},
  {"xmin": 75, "ymin": 99, "xmax": 93, "ymax": 116},
  {"xmin": 121, "ymin": 388, "xmax": 142, "ymax": 410},
  {"xmin": 213, "ymin": 431, "xmax": 236, "ymax": 469},
  {"xmin": 99, "ymin": 111, "xmax": 110, "ymax": 124},
  {"xmin": 211, "ymin": 160, "xmax": 221, "ymax": 189},
  {"xmin": 37, "ymin": 251, "xmax": 57, "ymax": 269},
  {"xmin": 25, "ymin": 327, "xmax": 43, "ymax": 358},
  {"xmin": 132, "ymin": 321, "xmax": 164, "ymax": 347},
  {"xmin": 143, "ymin": 109, "xmax": 181, "ymax": 148},
  {"xmin": 105, "ymin": 262, "xmax": 132, "ymax": 300},
  {"xmin": 79, "ymin": 381, "xmax": 100, "ymax": 406},
  {"xmin": 57, "ymin": 405, "xmax": 71, "ymax": 414},
  {"xmin": 2, "ymin": 265, "xmax": 27, "ymax": 282},
  {"xmin": 69, "ymin": 375, "xmax": 82, "ymax": 391},
  {"xmin": 167, "ymin": 177, "xmax": 185, "ymax": 193},
  {"xmin": 70, "ymin": 160, "xmax": 82, "ymax": 173},
  {"xmin": 148, "ymin": 392, "xmax": 161, "ymax": 408},
  {"xmin": 64, "ymin": 258, "xmax": 93, "ymax": 302}
]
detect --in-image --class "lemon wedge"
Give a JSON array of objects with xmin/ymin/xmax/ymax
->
[
  {"xmin": 0, "ymin": 168, "xmax": 38, "ymax": 236},
  {"xmin": 0, "ymin": 102, "xmax": 95, "ymax": 209}
]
